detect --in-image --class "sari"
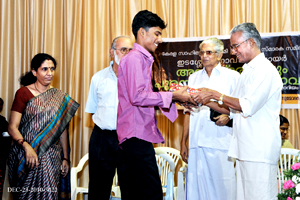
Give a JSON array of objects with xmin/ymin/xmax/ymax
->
[{"xmin": 8, "ymin": 88, "xmax": 79, "ymax": 200}]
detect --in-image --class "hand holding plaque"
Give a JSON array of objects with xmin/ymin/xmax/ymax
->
[
  {"xmin": 169, "ymin": 83, "xmax": 201, "ymax": 96},
  {"xmin": 170, "ymin": 83, "xmax": 199, "ymax": 108}
]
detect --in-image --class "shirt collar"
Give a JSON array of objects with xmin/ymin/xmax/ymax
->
[
  {"xmin": 109, "ymin": 60, "xmax": 114, "ymax": 71},
  {"xmin": 213, "ymin": 63, "xmax": 222, "ymax": 74},
  {"xmin": 202, "ymin": 63, "xmax": 222, "ymax": 76},
  {"xmin": 109, "ymin": 60, "xmax": 117, "ymax": 78},
  {"xmin": 243, "ymin": 52, "xmax": 265, "ymax": 69},
  {"xmin": 133, "ymin": 43, "xmax": 154, "ymax": 61}
]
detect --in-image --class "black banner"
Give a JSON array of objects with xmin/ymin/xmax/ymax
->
[{"xmin": 153, "ymin": 33, "xmax": 300, "ymax": 108}]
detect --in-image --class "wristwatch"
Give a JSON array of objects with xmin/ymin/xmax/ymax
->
[{"xmin": 218, "ymin": 93, "xmax": 224, "ymax": 105}]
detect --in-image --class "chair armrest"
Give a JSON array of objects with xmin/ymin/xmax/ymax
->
[
  {"xmin": 177, "ymin": 165, "xmax": 187, "ymax": 200},
  {"xmin": 70, "ymin": 153, "xmax": 89, "ymax": 200},
  {"xmin": 73, "ymin": 153, "xmax": 89, "ymax": 173}
]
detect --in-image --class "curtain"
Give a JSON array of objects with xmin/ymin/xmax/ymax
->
[{"xmin": 1, "ymin": 0, "xmax": 299, "ymax": 196}]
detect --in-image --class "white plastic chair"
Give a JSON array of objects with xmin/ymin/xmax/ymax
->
[
  {"xmin": 71, "ymin": 153, "xmax": 89, "ymax": 200},
  {"xmin": 70, "ymin": 153, "xmax": 121, "ymax": 200},
  {"xmin": 155, "ymin": 148, "xmax": 176, "ymax": 200},
  {"xmin": 111, "ymin": 171, "xmax": 121, "ymax": 197},
  {"xmin": 278, "ymin": 148, "xmax": 300, "ymax": 193},
  {"xmin": 155, "ymin": 147, "xmax": 187, "ymax": 200}
]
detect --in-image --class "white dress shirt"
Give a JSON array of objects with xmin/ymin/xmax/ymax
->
[
  {"xmin": 188, "ymin": 63, "xmax": 240, "ymax": 150},
  {"xmin": 85, "ymin": 61, "xmax": 118, "ymax": 130},
  {"xmin": 228, "ymin": 53, "xmax": 283, "ymax": 164}
]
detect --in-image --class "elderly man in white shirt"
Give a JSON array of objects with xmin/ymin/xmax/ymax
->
[
  {"xmin": 193, "ymin": 23, "xmax": 282, "ymax": 200},
  {"xmin": 181, "ymin": 37, "xmax": 240, "ymax": 200},
  {"xmin": 85, "ymin": 36, "xmax": 132, "ymax": 200}
]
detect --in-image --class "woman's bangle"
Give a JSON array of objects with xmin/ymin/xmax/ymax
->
[
  {"xmin": 16, "ymin": 138, "xmax": 26, "ymax": 146},
  {"xmin": 62, "ymin": 158, "xmax": 70, "ymax": 164}
]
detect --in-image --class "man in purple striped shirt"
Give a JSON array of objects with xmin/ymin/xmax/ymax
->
[{"xmin": 117, "ymin": 10, "xmax": 195, "ymax": 200}]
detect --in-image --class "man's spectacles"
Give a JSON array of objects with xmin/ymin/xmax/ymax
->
[
  {"xmin": 114, "ymin": 47, "xmax": 132, "ymax": 54},
  {"xmin": 199, "ymin": 50, "xmax": 217, "ymax": 56},
  {"xmin": 230, "ymin": 39, "xmax": 249, "ymax": 51}
]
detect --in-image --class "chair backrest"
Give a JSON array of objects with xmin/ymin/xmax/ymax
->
[
  {"xmin": 155, "ymin": 148, "xmax": 176, "ymax": 185},
  {"xmin": 278, "ymin": 148, "xmax": 300, "ymax": 193},
  {"xmin": 155, "ymin": 148, "xmax": 176, "ymax": 200},
  {"xmin": 155, "ymin": 147, "xmax": 187, "ymax": 170},
  {"xmin": 155, "ymin": 147, "xmax": 187, "ymax": 200}
]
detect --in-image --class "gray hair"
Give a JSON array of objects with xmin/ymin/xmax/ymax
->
[
  {"xmin": 199, "ymin": 37, "xmax": 224, "ymax": 56},
  {"xmin": 230, "ymin": 22, "xmax": 261, "ymax": 48},
  {"xmin": 111, "ymin": 36, "xmax": 131, "ymax": 49}
]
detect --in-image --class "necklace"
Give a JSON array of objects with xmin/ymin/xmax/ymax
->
[{"xmin": 34, "ymin": 83, "xmax": 44, "ymax": 94}]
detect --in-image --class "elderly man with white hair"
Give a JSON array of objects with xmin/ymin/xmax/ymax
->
[
  {"xmin": 181, "ymin": 37, "xmax": 240, "ymax": 200},
  {"xmin": 193, "ymin": 23, "xmax": 282, "ymax": 200}
]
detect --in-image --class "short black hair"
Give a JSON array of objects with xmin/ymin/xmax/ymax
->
[
  {"xmin": 0, "ymin": 98, "xmax": 3, "ymax": 105},
  {"xmin": 132, "ymin": 10, "xmax": 167, "ymax": 39},
  {"xmin": 279, "ymin": 114, "xmax": 289, "ymax": 126}
]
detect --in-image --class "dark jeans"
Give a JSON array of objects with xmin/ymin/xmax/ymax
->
[
  {"xmin": 88, "ymin": 125, "xmax": 125, "ymax": 200},
  {"xmin": 120, "ymin": 137, "xmax": 163, "ymax": 200}
]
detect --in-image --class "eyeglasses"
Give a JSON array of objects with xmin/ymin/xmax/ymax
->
[
  {"xmin": 230, "ymin": 39, "xmax": 249, "ymax": 51},
  {"xmin": 199, "ymin": 50, "xmax": 217, "ymax": 56},
  {"xmin": 114, "ymin": 47, "xmax": 132, "ymax": 54}
]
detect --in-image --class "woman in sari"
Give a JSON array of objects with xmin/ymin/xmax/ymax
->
[{"xmin": 8, "ymin": 53, "xmax": 79, "ymax": 200}]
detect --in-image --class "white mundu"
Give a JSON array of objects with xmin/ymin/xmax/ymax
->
[{"xmin": 186, "ymin": 64, "xmax": 240, "ymax": 200}]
